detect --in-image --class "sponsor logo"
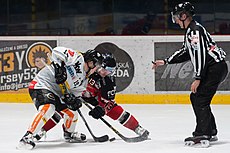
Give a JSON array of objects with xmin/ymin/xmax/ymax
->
[
  {"xmin": 0, "ymin": 40, "xmax": 56, "ymax": 91},
  {"xmin": 26, "ymin": 42, "xmax": 52, "ymax": 70}
]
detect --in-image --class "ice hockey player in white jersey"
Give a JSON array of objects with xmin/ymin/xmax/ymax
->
[{"xmin": 17, "ymin": 46, "xmax": 87, "ymax": 150}]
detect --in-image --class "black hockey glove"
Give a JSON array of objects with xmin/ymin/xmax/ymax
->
[
  {"xmin": 89, "ymin": 105, "xmax": 105, "ymax": 119},
  {"xmin": 81, "ymin": 96, "xmax": 99, "ymax": 106},
  {"xmin": 52, "ymin": 61, "xmax": 67, "ymax": 84},
  {"xmin": 62, "ymin": 93, "xmax": 82, "ymax": 111}
]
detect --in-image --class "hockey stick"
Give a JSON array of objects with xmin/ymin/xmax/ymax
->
[
  {"xmin": 76, "ymin": 108, "xmax": 109, "ymax": 142},
  {"xmin": 60, "ymin": 83, "xmax": 109, "ymax": 142},
  {"xmin": 82, "ymin": 101, "xmax": 149, "ymax": 143}
]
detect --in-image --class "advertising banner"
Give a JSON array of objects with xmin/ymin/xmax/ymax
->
[
  {"xmin": 60, "ymin": 36, "xmax": 154, "ymax": 94},
  {"xmin": 0, "ymin": 41, "xmax": 56, "ymax": 94},
  {"xmin": 0, "ymin": 36, "xmax": 229, "ymax": 104},
  {"xmin": 154, "ymin": 42, "xmax": 230, "ymax": 91}
]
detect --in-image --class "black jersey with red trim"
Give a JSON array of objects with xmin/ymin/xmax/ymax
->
[{"xmin": 88, "ymin": 73, "xmax": 116, "ymax": 102}]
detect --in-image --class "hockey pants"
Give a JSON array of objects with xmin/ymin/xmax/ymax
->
[{"xmin": 190, "ymin": 61, "xmax": 228, "ymax": 136}]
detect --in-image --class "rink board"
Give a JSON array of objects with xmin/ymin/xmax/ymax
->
[
  {"xmin": 1, "ymin": 93, "xmax": 230, "ymax": 104},
  {"xmin": 0, "ymin": 36, "xmax": 229, "ymax": 104}
]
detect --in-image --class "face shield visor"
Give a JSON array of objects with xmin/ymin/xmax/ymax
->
[
  {"xmin": 96, "ymin": 65, "xmax": 116, "ymax": 77},
  {"xmin": 171, "ymin": 11, "xmax": 180, "ymax": 23}
]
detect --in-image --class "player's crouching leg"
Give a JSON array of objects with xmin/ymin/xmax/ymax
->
[
  {"xmin": 17, "ymin": 104, "xmax": 56, "ymax": 150},
  {"xmin": 61, "ymin": 108, "xmax": 86, "ymax": 143},
  {"xmin": 107, "ymin": 105, "xmax": 150, "ymax": 139}
]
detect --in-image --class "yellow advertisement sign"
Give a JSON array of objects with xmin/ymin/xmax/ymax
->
[{"xmin": 0, "ymin": 41, "xmax": 56, "ymax": 102}]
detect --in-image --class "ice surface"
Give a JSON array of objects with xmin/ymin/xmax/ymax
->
[{"xmin": 1, "ymin": 103, "xmax": 230, "ymax": 153}]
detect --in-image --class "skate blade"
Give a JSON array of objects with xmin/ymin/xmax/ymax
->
[
  {"xmin": 16, "ymin": 141, "xmax": 35, "ymax": 150},
  {"xmin": 185, "ymin": 141, "xmax": 195, "ymax": 146},
  {"xmin": 185, "ymin": 140, "xmax": 210, "ymax": 148},
  {"xmin": 200, "ymin": 140, "xmax": 210, "ymax": 148}
]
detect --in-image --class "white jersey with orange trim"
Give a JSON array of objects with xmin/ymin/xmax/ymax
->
[{"xmin": 29, "ymin": 47, "xmax": 86, "ymax": 98}]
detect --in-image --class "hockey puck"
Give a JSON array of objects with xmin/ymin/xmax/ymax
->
[{"xmin": 109, "ymin": 137, "xmax": 116, "ymax": 142}]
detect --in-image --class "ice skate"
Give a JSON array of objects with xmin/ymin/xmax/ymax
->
[
  {"xmin": 210, "ymin": 129, "xmax": 218, "ymax": 142},
  {"xmin": 17, "ymin": 131, "xmax": 35, "ymax": 150},
  {"xmin": 134, "ymin": 125, "xmax": 149, "ymax": 140},
  {"xmin": 64, "ymin": 131, "xmax": 87, "ymax": 143},
  {"xmin": 210, "ymin": 135, "xmax": 218, "ymax": 142},
  {"xmin": 192, "ymin": 130, "xmax": 218, "ymax": 142},
  {"xmin": 184, "ymin": 135, "xmax": 210, "ymax": 148},
  {"xmin": 33, "ymin": 128, "xmax": 47, "ymax": 141}
]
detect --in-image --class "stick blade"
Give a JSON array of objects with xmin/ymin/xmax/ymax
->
[{"xmin": 95, "ymin": 135, "xmax": 109, "ymax": 142}]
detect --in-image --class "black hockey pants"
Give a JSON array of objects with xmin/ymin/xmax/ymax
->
[{"xmin": 190, "ymin": 60, "xmax": 228, "ymax": 136}]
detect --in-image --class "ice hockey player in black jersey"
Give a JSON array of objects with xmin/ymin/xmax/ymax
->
[
  {"xmin": 152, "ymin": 2, "xmax": 228, "ymax": 147},
  {"xmin": 82, "ymin": 50, "xmax": 149, "ymax": 140}
]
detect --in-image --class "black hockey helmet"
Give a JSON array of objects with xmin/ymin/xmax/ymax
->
[
  {"xmin": 97, "ymin": 53, "xmax": 116, "ymax": 76},
  {"xmin": 171, "ymin": 2, "xmax": 195, "ymax": 23},
  {"xmin": 83, "ymin": 49, "xmax": 103, "ymax": 66},
  {"xmin": 102, "ymin": 53, "xmax": 116, "ymax": 68}
]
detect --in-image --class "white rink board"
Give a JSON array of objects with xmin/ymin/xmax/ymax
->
[
  {"xmin": 59, "ymin": 36, "xmax": 155, "ymax": 94},
  {"xmin": 0, "ymin": 35, "xmax": 229, "ymax": 95}
]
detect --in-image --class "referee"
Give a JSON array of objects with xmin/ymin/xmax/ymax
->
[{"xmin": 152, "ymin": 2, "xmax": 228, "ymax": 147}]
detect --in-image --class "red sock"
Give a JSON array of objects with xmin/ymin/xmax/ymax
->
[
  {"xmin": 42, "ymin": 112, "xmax": 63, "ymax": 131},
  {"xmin": 123, "ymin": 115, "xmax": 139, "ymax": 131}
]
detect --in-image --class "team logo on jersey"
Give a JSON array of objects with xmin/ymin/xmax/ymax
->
[
  {"xmin": 46, "ymin": 93, "xmax": 55, "ymax": 101},
  {"xmin": 107, "ymin": 86, "xmax": 116, "ymax": 99},
  {"xmin": 66, "ymin": 65, "xmax": 76, "ymax": 80},
  {"xmin": 74, "ymin": 61, "xmax": 82, "ymax": 73},
  {"xmin": 191, "ymin": 36, "xmax": 199, "ymax": 44},
  {"xmin": 26, "ymin": 42, "xmax": 52, "ymax": 70},
  {"xmin": 189, "ymin": 31, "xmax": 199, "ymax": 46},
  {"xmin": 66, "ymin": 66, "xmax": 74, "ymax": 76}
]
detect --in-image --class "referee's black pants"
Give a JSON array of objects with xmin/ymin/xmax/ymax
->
[{"xmin": 190, "ymin": 60, "xmax": 228, "ymax": 136}]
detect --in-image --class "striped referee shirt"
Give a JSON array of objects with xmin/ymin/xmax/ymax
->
[{"xmin": 165, "ymin": 20, "xmax": 226, "ymax": 80}]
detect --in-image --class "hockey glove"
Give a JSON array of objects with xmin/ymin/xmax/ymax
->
[
  {"xmin": 62, "ymin": 93, "xmax": 82, "ymax": 111},
  {"xmin": 81, "ymin": 96, "xmax": 99, "ymax": 106},
  {"xmin": 89, "ymin": 105, "xmax": 105, "ymax": 119},
  {"xmin": 52, "ymin": 61, "xmax": 67, "ymax": 84}
]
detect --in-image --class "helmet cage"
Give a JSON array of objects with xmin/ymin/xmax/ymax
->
[
  {"xmin": 171, "ymin": 12, "xmax": 181, "ymax": 23},
  {"xmin": 96, "ymin": 53, "xmax": 116, "ymax": 76},
  {"xmin": 96, "ymin": 65, "xmax": 116, "ymax": 76}
]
